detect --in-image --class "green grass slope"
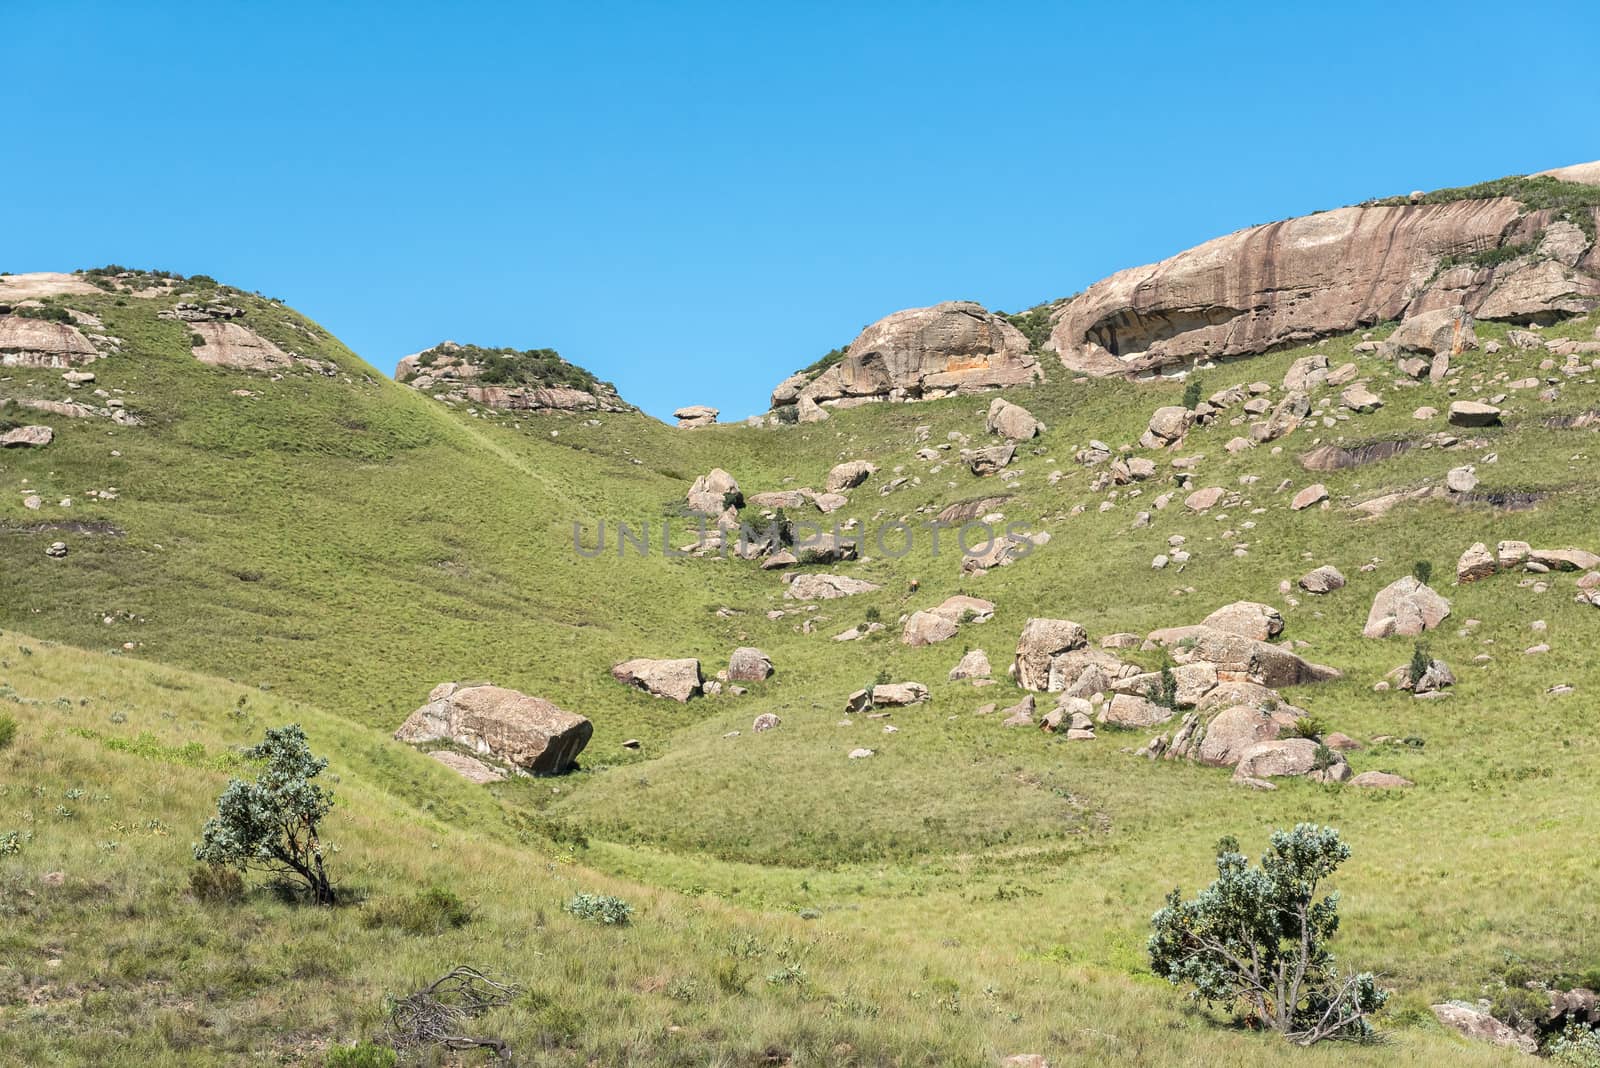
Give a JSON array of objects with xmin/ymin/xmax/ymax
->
[{"xmin": 5, "ymin": 271, "xmax": 1600, "ymax": 1064}]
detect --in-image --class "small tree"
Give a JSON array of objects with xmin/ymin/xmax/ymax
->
[
  {"xmin": 1408, "ymin": 641, "xmax": 1431, "ymax": 689},
  {"xmin": 1154, "ymin": 661, "xmax": 1180, "ymax": 709},
  {"xmin": 1411, "ymin": 559, "xmax": 1433, "ymax": 586},
  {"xmin": 1182, "ymin": 377, "xmax": 1204, "ymax": 409},
  {"xmin": 1149, "ymin": 824, "xmax": 1388, "ymax": 1045},
  {"xmin": 194, "ymin": 724, "xmax": 337, "ymax": 905}
]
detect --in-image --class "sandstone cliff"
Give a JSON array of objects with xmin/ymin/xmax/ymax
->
[
  {"xmin": 770, "ymin": 301, "xmax": 1042, "ymax": 413},
  {"xmin": 396, "ymin": 340, "xmax": 632, "ymax": 413},
  {"xmin": 1045, "ymin": 166, "xmax": 1600, "ymax": 376}
]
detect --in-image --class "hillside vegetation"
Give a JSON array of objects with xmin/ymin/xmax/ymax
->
[{"xmin": 4, "ymin": 269, "xmax": 1600, "ymax": 1065}]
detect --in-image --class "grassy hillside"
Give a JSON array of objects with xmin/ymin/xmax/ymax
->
[{"xmin": 5, "ymin": 273, "xmax": 1600, "ymax": 1064}]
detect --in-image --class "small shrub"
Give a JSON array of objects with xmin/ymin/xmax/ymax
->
[
  {"xmin": 1490, "ymin": 983, "xmax": 1551, "ymax": 1033},
  {"xmin": 1286, "ymin": 715, "xmax": 1325, "ymax": 740},
  {"xmin": 0, "ymin": 830, "xmax": 23, "ymax": 856},
  {"xmin": 0, "ymin": 714, "xmax": 15, "ymax": 750},
  {"xmin": 1550, "ymin": 1022, "xmax": 1600, "ymax": 1068},
  {"xmin": 1182, "ymin": 377, "xmax": 1203, "ymax": 409},
  {"xmin": 1154, "ymin": 663, "xmax": 1180, "ymax": 709},
  {"xmin": 1408, "ymin": 642, "xmax": 1431, "ymax": 688},
  {"xmin": 1312, "ymin": 743, "xmax": 1337, "ymax": 772},
  {"xmin": 1412, "ymin": 560, "xmax": 1433, "ymax": 586},
  {"xmin": 863, "ymin": 606, "xmax": 880, "ymax": 623},
  {"xmin": 565, "ymin": 892, "xmax": 633, "ymax": 926},
  {"xmin": 362, "ymin": 886, "xmax": 474, "ymax": 935},
  {"xmin": 326, "ymin": 1042, "xmax": 397, "ymax": 1068},
  {"xmin": 716, "ymin": 960, "xmax": 751, "ymax": 995},
  {"xmin": 189, "ymin": 863, "xmax": 246, "ymax": 903}
]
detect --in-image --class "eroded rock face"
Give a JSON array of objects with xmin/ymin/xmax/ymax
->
[
  {"xmin": 772, "ymin": 302, "xmax": 1042, "ymax": 410},
  {"xmin": 395, "ymin": 683, "xmax": 592, "ymax": 775},
  {"xmin": 0, "ymin": 315, "xmax": 99, "ymax": 368},
  {"xmin": 1012, "ymin": 618, "xmax": 1089, "ymax": 691},
  {"xmin": 1046, "ymin": 184, "xmax": 1600, "ymax": 376},
  {"xmin": 674, "ymin": 405, "xmax": 718, "ymax": 428},
  {"xmin": 189, "ymin": 321, "xmax": 296, "ymax": 371}
]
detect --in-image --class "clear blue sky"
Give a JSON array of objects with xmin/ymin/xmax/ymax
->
[{"xmin": 7, "ymin": 2, "xmax": 1598, "ymax": 422}]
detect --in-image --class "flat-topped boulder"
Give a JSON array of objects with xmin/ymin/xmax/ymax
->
[
  {"xmin": 610, "ymin": 657, "xmax": 704, "ymax": 702},
  {"xmin": 673, "ymin": 404, "xmax": 718, "ymax": 428},
  {"xmin": 1232, "ymin": 738, "xmax": 1347, "ymax": 782},
  {"xmin": 0, "ymin": 425, "xmax": 54, "ymax": 448},
  {"xmin": 1200, "ymin": 601, "xmax": 1284, "ymax": 642},
  {"xmin": 1448, "ymin": 401, "xmax": 1502, "ymax": 427},
  {"xmin": 1145, "ymin": 625, "xmax": 1341, "ymax": 689},
  {"xmin": 785, "ymin": 573, "xmax": 881, "ymax": 600},
  {"xmin": 771, "ymin": 301, "xmax": 1042, "ymax": 411},
  {"xmin": 395, "ymin": 683, "xmax": 592, "ymax": 775}
]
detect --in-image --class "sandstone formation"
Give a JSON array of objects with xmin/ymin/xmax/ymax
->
[
  {"xmin": 396, "ymin": 340, "xmax": 631, "ymax": 413},
  {"xmin": 189, "ymin": 321, "xmax": 296, "ymax": 371},
  {"xmin": 687, "ymin": 468, "xmax": 742, "ymax": 516},
  {"xmin": 610, "ymin": 658, "xmax": 704, "ymax": 702},
  {"xmin": 674, "ymin": 405, "xmax": 718, "ymax": 428},
  {"xmin": 985, "ymin": 397, "xmax": 1044, "ymax": 440},
  {"xmin": 785, "ymin": 573, "xmax": 881, "ymax": 600},
  {"xmin": 770, "ymin": 301, "xmax": 1042, "ymax": 412},
  {"xmin": 394, "ymin": 683, "xmax": 592, "ymax": 775},
  {"xmin": 824, "ymin": 460, "xmax": 877, "ymax": 493},
  {"xmin": 0, "ymin": 315, "xmax": 99, "ymax": 368},
  {"xmin": 0, "ymin": 271, "xmax": 104, "ymax": 302},
  {"xmin": 1363, "ymin": 576, "xmax": 1451, "ymax": 638},
  {"xmin": 727, "ymin": 647, "xmax": 773, "ymax": 681},
  {"xmin": 1045, "ymin": 173, "xmax": 1600, "ymax": 376}
]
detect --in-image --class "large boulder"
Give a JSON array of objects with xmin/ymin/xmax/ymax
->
[
  {"xmin": 1448, "ymin": 401, "xmax": 1502, "ymax": 427},
  {"xmin": 1363, "ymin": 576, "xmax": 1451, "ymax": 638},
  {"xmin": 1142, "ymin": 406, "xmax": 1191, "ymax": 449},
  {"xmin": 928, "ymin": 595, "xmax": 996, "ymax": 624},
  {"xmin": 1201, "ymin": 601, "xmax": 1284, "ymax": 642},
  {"xmin": 687, "ymin": 469, "xmax": 742, "ymax": 516},
  {"xmin": 0, "ymin": 315, "xmax": 99, "ymax": 368},
  {"xmin": 949, "ymin": 649, "xmax": 992, "ymax": 680},
  {"xmin": 1232, "ymin": 738, "xmax": 1342, "ymax": 782},
  {"xmin": 189, "ymin": 321, "xmax": 296, "ymax": 371},
  {"xmin": 1379, "ymin": 305, "xmax": 1478, "ymax": 361},
  {"xmin": 673, "ymin": 405, "xmax": 718, "ymax": 428},
  {"xmin": 1046, "ymin": 190, "xmax": 1599, "ymax": 377},
  {"xmin": 824, "ymin": 460, "xmax": 877, "ymax": 493},
  {"xmin": 1112, "ymin": 662, "xmax": 1218, "ymax": 707},
  {"xmin": 610, "ymin": 658, "xmax": 704, "ymax": 702},
  {"xmin": 1012, "ymin": 618, "xmax": 1088, "ymax": 691},
  {"xmin": 986, "ymin": 397, "xmax": 1044, "ymax": 440},
  {"xmin": 1429, "ymin": 1003, "xmax": 1537, "ymax": 1054},
  {"xmin": 395, "ymin": 683, "xmax": 592, "ymax": 775},
  {"xmin": 1457, "ymin": 543, "xmax": 1498, "ymax": 583},
  {"xmin": 0, "ymin": 425, "xmax": 54, "ymax": 448},
  {"xmin": 1145, "ymin": 625, "xmax": 1341, "ymax": 689},
  {"xmin": 1282, "ymin": 354, "xmax": 1329, "ymax": 392},
  {"xmin": 901, "ymin": 610, "xmax": 959, "ymax": 646},
  {"xmin": 1298, "ymin": 566, "xmax": 1346, "ymax": 594},
  {"xmin": 964, "ymin": 443, "xmax": 1016, "ymax": 476},
  {"xmin": 1100, "ymin": 693, "xmax": 1174, "ymax": 729},
  {"xmin": 785, "ymin": 573, "xmax": 881, "ymax": 600},
  {"xmin": 1196, "ymin": 705, "xmax": 1296, "ymax": 767},
  {"xmin": 727, "ymin": 647, "xmax": 773, "ymax": 681},
  {"xmin": 773, "ymin": 301, "xmax": 1042, "ymax": 409}
]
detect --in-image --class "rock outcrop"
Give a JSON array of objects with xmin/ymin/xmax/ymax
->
[
  {"xmin": 771, "ymin": 301, "xmax": 1042, "ymax": 412},
  {"xmin": 674, "ymin": 405, "xmax": 718, "ymax": 428},
  {"xmin": 0, "ymin": 425, "xmax": 54, "ymax": 448},
  {"xmin": 189, "ymin": 321, "xmax": 297, "ymax": 372},
  {"xmin": 1045, "ymin": 169, "xmax": 1600, "ymax": 376},
  {"xmin": 0, "ymin": 315, "xmax": 99, "ymax": 368},
  {"xmin": 396, "ymin": 341, "xmax": 631, "ymax": 413},
  {"xmin": 394, "ymin": 683, "xmax": 592, "ymax": 775},
  {"xmin": 1363, "ymin": 576, "xmax": 1451, "ymax": 638}
]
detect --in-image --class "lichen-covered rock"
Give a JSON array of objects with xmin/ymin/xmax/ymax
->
[
  {"xmin": 0, "ymin": 425, "xmax": 54, "ymax": 448},
  {"xmin": 395, "ymin": 684, "xmax": 592, "ymax": 775}
]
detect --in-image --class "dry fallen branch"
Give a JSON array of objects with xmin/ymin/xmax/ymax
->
[{"xmin": 387, "ymin": 965, "xmax": 521, "ymax": 1058}]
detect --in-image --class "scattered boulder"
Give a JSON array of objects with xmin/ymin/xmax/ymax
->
[
  {"xmin": 869, "ymin": 682, "xmax": 928, "ymax": 707},
  {"xmin": 1290, "ymin": 484, "xmax": 1329, "ymax": 511},
  {"xmin": 0, "ymin": 425, "xmax": 53, "ymax": 448},
  {"xmin": 964, "ymin": 444, "xmax": 1016, "ymax": 476},
  {"xmin": 1430, "ymin": 1003, "xmax": 1537, "ymax": 1054},
  {"xmin": 949, "ymin": 649, "xmax": 992, "ymax": 680},
  {"xmin": 825, "ymin": 460, "xmax": 877, "ymax": 493},
  {"xmin": 1184, "ymin": 486, "xmax": 1225, "ymax": 512},
  {"xmin": 1447, "ymin": 401, "xmax": 1502, "ymax": 427},
  {"xmin": 1201, "ymin": 601, "xmax": 1284, "ymax": 642},
  {"xmin": 1012, "ymin": 618, "xmax": 1088, "ymax": 691},
  {"xmin": 1340, "ymin": 385, "xmax": 1383, "ymax": 413},
  {"xmin": 785, "ymin": 573, "xmax": 881, "ymax": 600},
  {"xmin": 1100, "ymin": 693, "xmax": 1174, "ymax": 729},
  {"xmin": 1232, "ymin": 738, "xmax": 1345, "ymax": 782},
  {"xmin": 1298, "ymin": 566, "xmax": 1346, "ymax": 594},
  {"xmin": 1142, "ymin": 406, "xmax": 1192, "ymax": 449},
  {"xmin": 1445, "ymin": 465, "xmax": 1479, "ymax": 494},
  {"xmin": 902, "ymin": 610, "xmax": 959, "ymax": 646},
  {"xmin": 1145, "ymin": 625, "xmax": 1341, "ymax": 689},
  {"xmin": 1457, "ymin": 543, "xmax": 1497, "ymax": 583},
  {"xmin": 1196, "ymin": 705, "xmax": 1295, "ymax": 767},
  {"xmin": 727, "ymin": 647, "xmax": 773, "ymax": 681},
  {"xmin": 1000, "ymin": 695, "xmax": 1036, "ymax": 727},
  {"xmin": 751, "ymin": 712, "xmax": 781, "ymax": 732},
  {"xmin": 1531, "ymin": 547, "xmax": 1600, "ymax": 572},
  {"xmin": 687, "ymin": 469, "xmax": 742, "ymax": 516},
  {"xmin": 929, "ymin": 594, "xmax": 995, "ymax": 624},
  {"xmin": 1283, "ymin": 354, "xmax": 1329, "ymax": 392},
  {"xmin": 1349, "ymin": 771, "xmax": 1412, "ymax": 788},
  {"xmin": 395, "ymin": 683, "xmax": 592, "ymax": 775},
  {"xmin": 1363, "ymin": 576, "xmax": 1451, "ymax": 638},
  {"xmin": 1402, "ymin": 656, "xmax": 1455, "ymax": 695},
  {"xmin": 959, "ymin": 529, "xmax": 1050, "ymax": 575},
  {"xmin": 1380, "ymin": 306, "xmax": 1477, "ymax": 361},
  {"xmin": 44, "ymin": 541, "xmax": 68, "ymax": 558},
  {"xmin": 986, "ymin": 397, "xmax": 1044, "ymax": 440},
  {"xmin": 610, "ymin": 658, "xmax": 704, "ymax": 702},
  {"xmin": 673, "ymin": 405, "xmax": 718, "ymax": 428}
]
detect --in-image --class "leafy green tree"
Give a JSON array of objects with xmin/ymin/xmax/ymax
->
[
  {"xmin": 1182, "ymin": 377, "xmax": 1204, "ymax": 409},
  {"xmin": 1149, "ymin": 824, "xmax": 1388, "ymax": 1045},
  {"xmin": 194, "ymin": 724, "xmax": 337, "ymax": 905}
]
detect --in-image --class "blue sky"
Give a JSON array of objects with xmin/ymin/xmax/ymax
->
[{"xmin": 7, "ymin": 2, "xmax": 1598, "ymax": 421}]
